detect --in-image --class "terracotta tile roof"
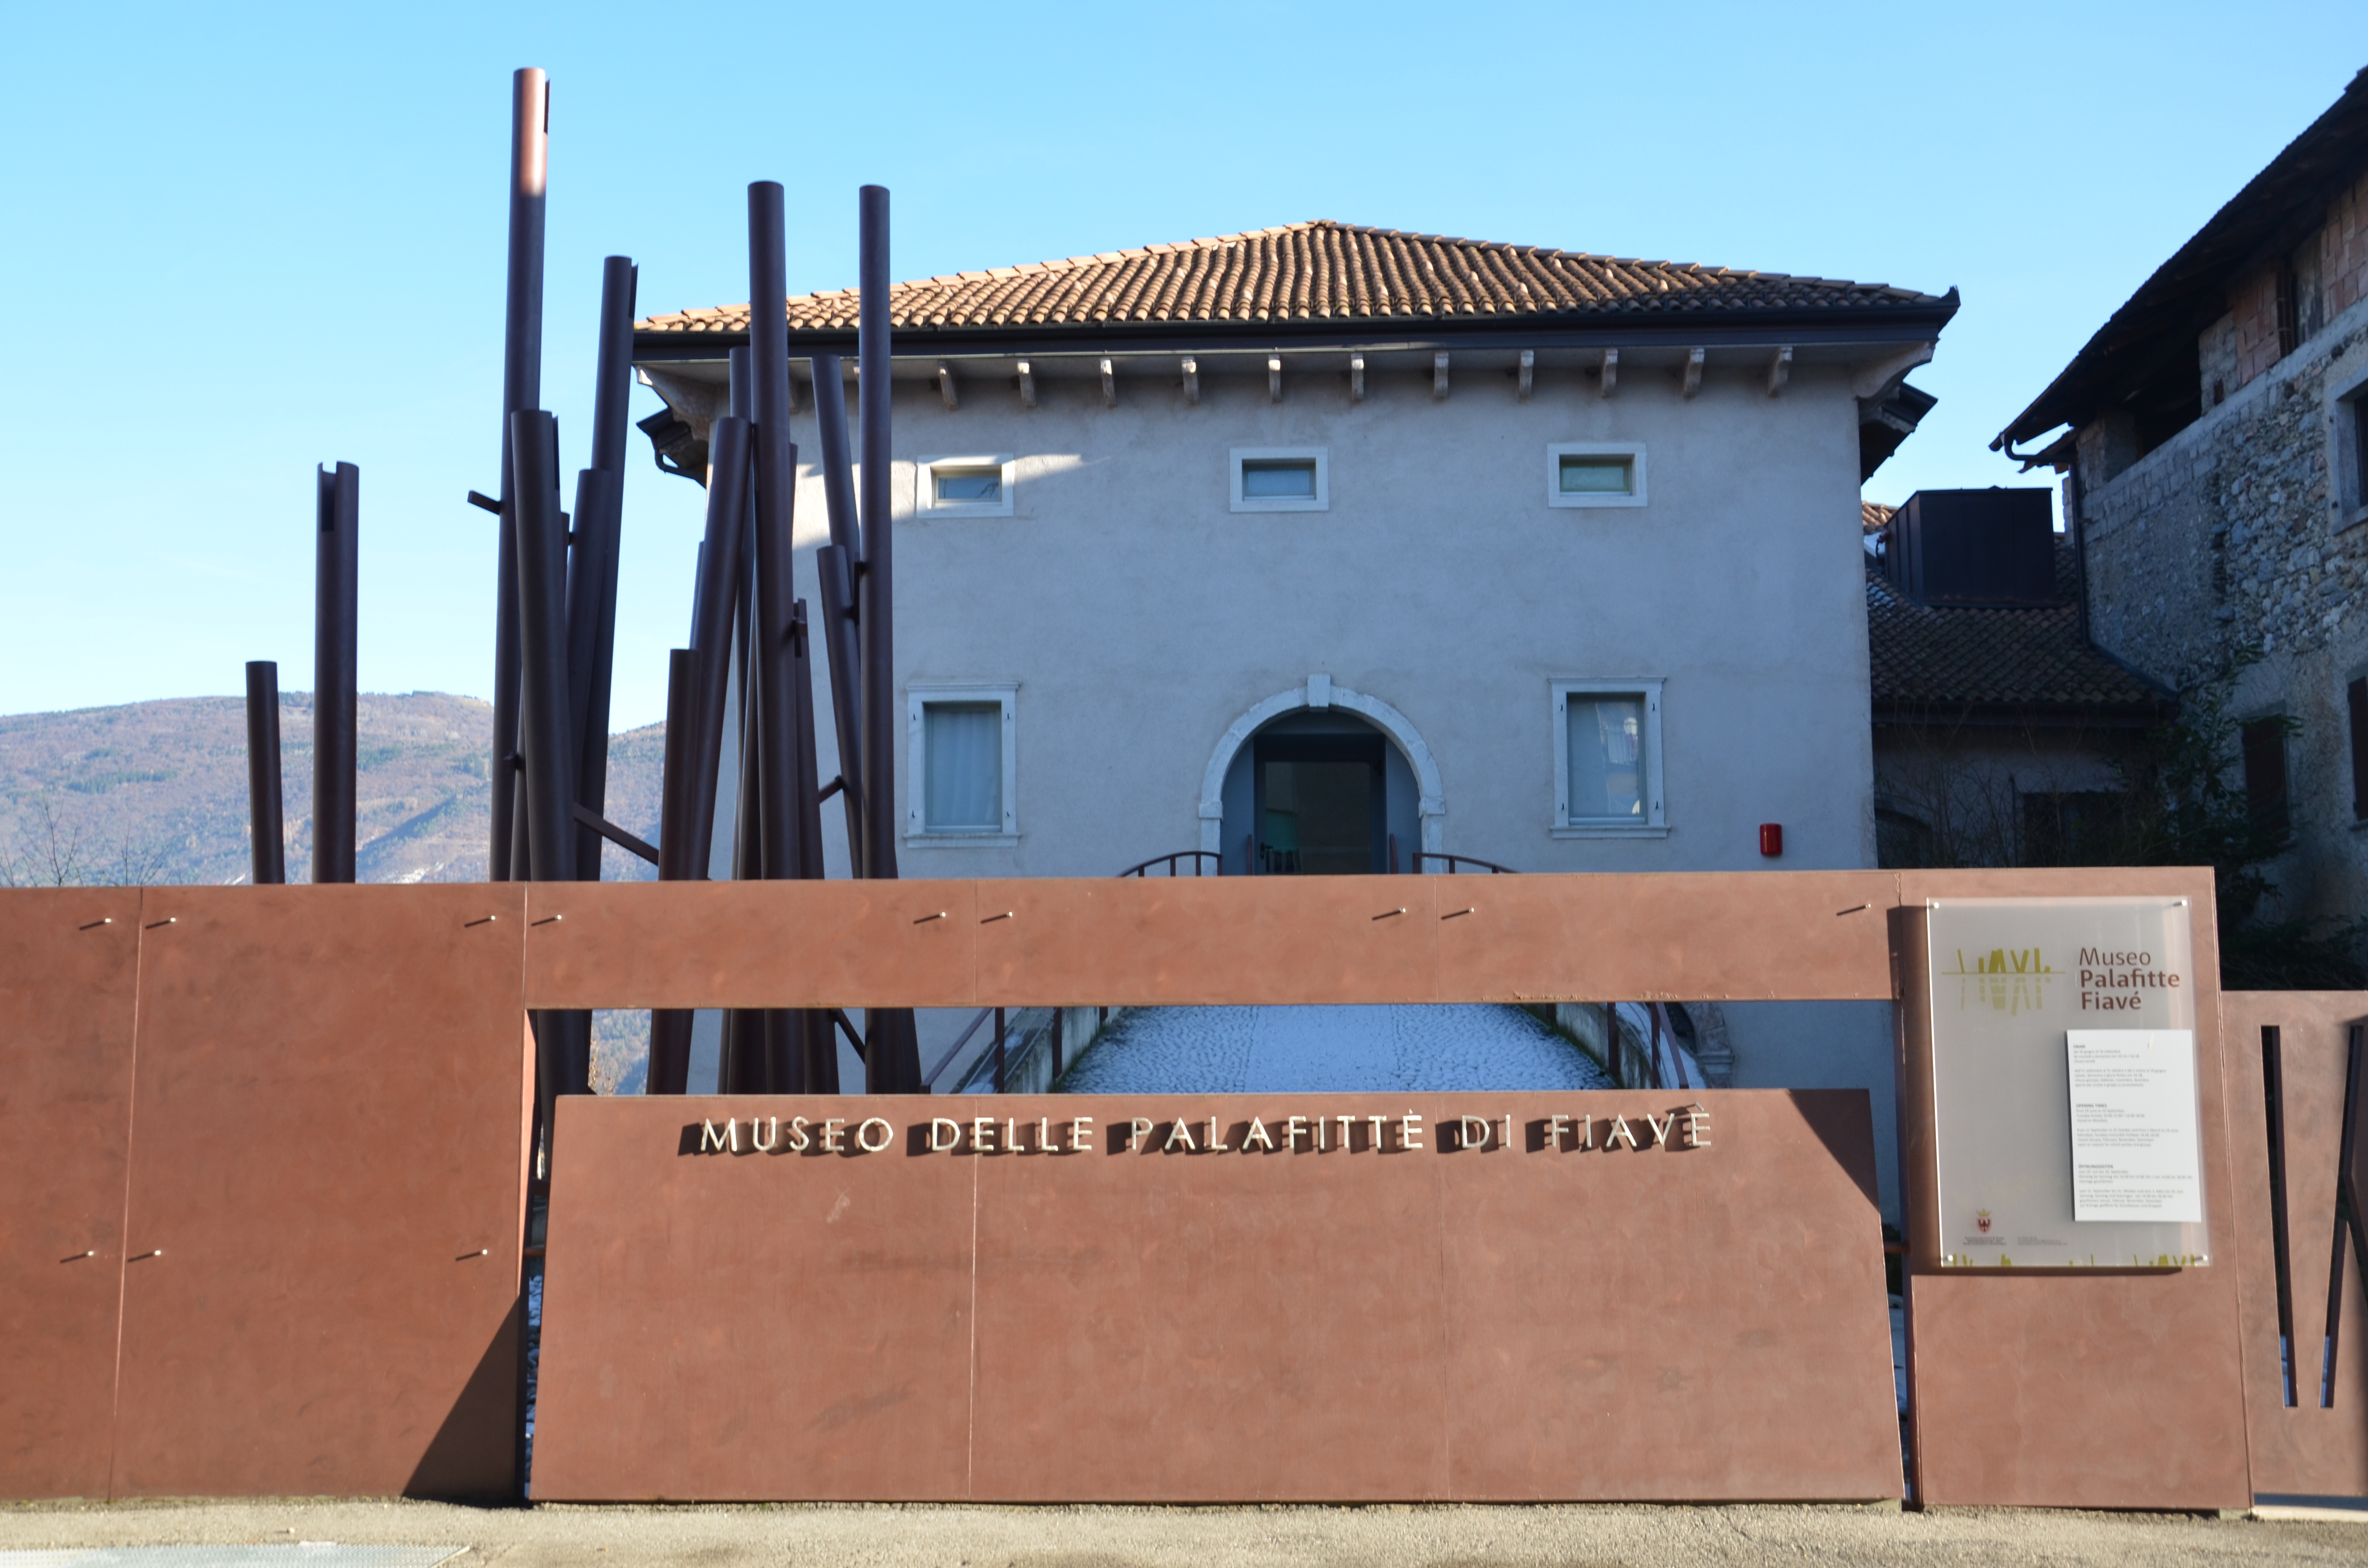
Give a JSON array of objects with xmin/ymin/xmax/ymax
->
[
  {"xmin": 1862, "ymin": 501, "xmax": 1896, "ymax": 535},
  {"xmin": 1867, "ymin": 546, "xmax": 2172, "ymax": 718},
  {"xmin": 639, "ymin": 220, "xmax": 1951, "ymax": 338}
]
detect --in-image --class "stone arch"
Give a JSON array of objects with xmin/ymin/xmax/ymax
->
[{"xmin": 1198, "ymin": 674, "xmax": 1445, "ymax": 861}]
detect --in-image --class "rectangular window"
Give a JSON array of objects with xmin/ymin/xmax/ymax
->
[
  {"xmin": 914, "ymin": 455, "xmax": 1016, "ymax": 516},
  {"xmin": 1546, "ymin": 442, "xmax": 1648, "ymax": 508},
  {"xmin": 2349, "ymin": 678, "xmax": 2368, "ymax": 821},
  {"xmin": 1241, "ymin": 458, "xmax": 1317, "ymax": 499},
  {"xmin": 2242, "ymin": 715, "xmax": 2291, "ymax": 839},
  {"xmin": 907, "ymin": 685, "xmax": 1018, "ymax": 842},
  {"xmin": 934, "ymin": 467, "xmax": 1001, "ymax": 505},
  {"xmin": 2276, "ymin": 261, "xmax": 2302, "ymax": 360},
  {"xmin": 1230, "ymin": 447, "xmax": 1329, "ymax": 512},
  {"xmin": 1552, "ymin": 680, "xmax": 1665, "ymax": 834},
  {"xmin": 2356, "ymin": 395, "xmax": 2368, "ymax": 513},
  {"xmin": 1558, "ymin": 453, "xmax": 1635, "ymax": 496}
]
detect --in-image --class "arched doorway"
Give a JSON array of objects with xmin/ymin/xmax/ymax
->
[{"xmin": 1197, "ymin": 676, "xmax": 1443, "ymax": 873}]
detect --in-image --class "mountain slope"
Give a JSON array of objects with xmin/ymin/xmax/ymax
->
[{"xmin": 0, "ymin": 692, "xmax": 665, "ymax": 885}]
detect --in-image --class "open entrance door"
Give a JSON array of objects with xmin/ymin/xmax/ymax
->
[{"xmin": 1254, "ymin": 731, "xmax": 1385, "ymax": 874}]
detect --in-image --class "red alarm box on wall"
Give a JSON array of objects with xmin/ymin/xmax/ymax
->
[{"xmin": 1759, "ymin": 823, "xmax": 1783, "ymax": 857}]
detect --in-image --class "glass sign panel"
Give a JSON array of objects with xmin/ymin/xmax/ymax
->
[{"xmin": 1924, "ymin": 897, "xmax": 2209, "ymax": 1268}]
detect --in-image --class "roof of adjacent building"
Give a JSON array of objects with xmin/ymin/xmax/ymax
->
[
  {"xmin": 638, "ymin": 220, "xmax": 1956, "ymax": 342},
  {"xmin": 1867, "ymin": 541, "xmax": 2174, "ymax": 722},
  {"xmin": 1996, "ymin": 67, "xmax": 2368, "ymax": 450}
]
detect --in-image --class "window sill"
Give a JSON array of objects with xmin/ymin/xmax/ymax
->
[
  {"xmin": 1231, "ymin": 500, "xmax": 1329, "ymax": 514},
  {"xmin": 905, "ymin": 832, "xmax": 1020, "ymax": 848},
  {"xmin": 2339, "ymin": 505, "xmax": 2368, "ymax": 536},
  {"xmin": 1551, "ymin": 824, "xmax": 1670, "ymax": 840}
]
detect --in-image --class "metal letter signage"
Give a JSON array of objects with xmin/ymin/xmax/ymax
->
[{"xmin": 1923, "ymin": 897, "xmax": 2208, "ymax": 1267}]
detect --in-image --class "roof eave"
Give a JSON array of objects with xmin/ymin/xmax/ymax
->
[{"xmin": 634, "ymin": 294, "xmax": 1961, "ymax": 367}]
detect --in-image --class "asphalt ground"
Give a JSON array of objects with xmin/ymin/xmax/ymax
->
[{"xmin": 5, "ymin": 1499, "xmax": 2367, "ymax": 1568}]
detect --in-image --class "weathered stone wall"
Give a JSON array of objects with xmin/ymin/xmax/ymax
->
[{"xmin": 2077, "ymin": 289, "xmax": 2368, "ymax": 920}]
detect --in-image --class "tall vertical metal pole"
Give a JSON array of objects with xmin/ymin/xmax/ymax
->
[
  {"xmin": 512, "ymin": 410, "xmax": 588, "ymax": 1150},
  {"xmin": 811, "ymin": 353, "xmax": 863, "ymax": 557},
  {"xmin": 512, "ymin": 410, "xmax": 577, "ymax": 890},
  {"xmin": 749, "ymin": 182, "xmax": 802, "ymax": 898},
  {"xmin": 490, "ymin": 66, "xmax": 548, "ymax": 884},
  {"xmin": 790, "ymin": 604, "xmax": 837, "ymax": 1092},
  {"xmin": 749, "ymin": 181, "xmax": 814, "ymax": 1095},
  {"xmin": 313, "ymin": 462, "xmax": 359, "ymax": 885},
  {"xmin": 810, "ymin": 355, "xmax": 865, "ymax": 869},
  {"xmin": 856, "ymin": 184, "xmax": 922, "ymax": 1093},
  {"xmin": 858, "ymin": 186, "xmax": 897, "ymax": 887},
  {"xmin": 244, "ymin": 661, "xmax": 285, "ymax": 886},
  {"xmin": 567, "ymin": 255, "xmax": 637, "ymax": 882},
  {"xmin": 648, "ymin": 647, "xmax": 697, "ymax": 1094},
  {"xmin": 685, "ymin": 419, "xmax": 752, "ymax": 882}
]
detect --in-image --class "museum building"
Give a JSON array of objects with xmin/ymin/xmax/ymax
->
[{"xmin": 629, "ymin": 220, "xmax": 1959, "ymax": 1213}]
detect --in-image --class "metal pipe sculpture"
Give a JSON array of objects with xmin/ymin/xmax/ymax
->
[
  {"xmin": 511, "ymin": 408, "xmax": 591, "ymax": 1143},
  {"xmin": 809, "ymin": 358, "xmax": 865, "ymax": 867},
  {"xmin": 490, "ymin": 66, "xmax": 548, "ymax": 884},
  {"xmin": 312, "ymin": 462, "xmax": 359, "ymax": 885},
  {"xmin": 649, "ymin": 647, "xmax": 698, "ymax": 1094},
  {"xmin": 855, "ymin": 184, "xmax": 924, "ymax": 1093},
  {"xmin": 566, "ymin": 255, "xmax": 637, "ymax": 882},
  {"xmin": 745, "ymin": 181, "xmax": 830, "ymax": 1094},
  {"xmin": 683, "ymin": 418, "xmax": 752, "ymax": 885},
  {"xmin": 857, "ymin": 186, "xmax": 897, "ymax": 893},
  {"xmin": 789, "ymin": 603, "xmax": 837, "ymax": 1092},
  {"xmin": 244, "ymin": 661, "xmax": 285, "ymax": 886}
]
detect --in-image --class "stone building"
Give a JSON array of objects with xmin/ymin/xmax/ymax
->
[
  {"xmin": 1862, "ymin": 499, "xmax": 2175, "ymax": 869},
  {"xmin": 1995, "ymin": 68, "xmax": 2368, "ymax": 923}
]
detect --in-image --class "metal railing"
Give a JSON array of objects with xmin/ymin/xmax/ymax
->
[
  {"xmin": 1414, "ymin": 851, "xmax": 1519, "ymax": 875},
  {"xmin": 1117, "ymin": 850, "xmax": 1225, "ymax": 878},
  {"xmin": 1614, "ymin": 1001, "xmax": 1705, "ymax": 1091},
  {"xmin": 924, "ymin": 843, "xmax": 1521, "ymax": 1091}
]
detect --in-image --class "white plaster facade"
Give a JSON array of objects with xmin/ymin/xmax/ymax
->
[{"xmin": 687, "ymin": 352, "xmax": 1924, "ymax": 882}]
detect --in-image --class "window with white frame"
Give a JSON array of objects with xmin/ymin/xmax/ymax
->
[
  {"xmin": 907, "ymin": 684, "xmax": 1017, "ymax": 841},
  {"xmin": 1231, "ymin": 447, "xmax": 1328, "ymax": 512},
  {"xmin": 1552, "ymin": 680, "xmax": 1665, "ymax": 834},
  {"xmin": 914, "ymin": 454, "xmax": 1017, "ymax": 517},
  {"xmin": 1546, "ymin": 442, "xmax": 1647, "ymax": 508}
]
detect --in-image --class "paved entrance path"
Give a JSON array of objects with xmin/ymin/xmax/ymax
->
[
  {"xmin": 1061, "ymin": 1004, "xmax": 1612, "ymax": 1093},
  {"xmin": 3, "ymin": 1500, "xmax": 2362, "ymax": 1568}
]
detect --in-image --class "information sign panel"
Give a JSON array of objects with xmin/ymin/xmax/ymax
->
[{"xmin": 1924, "ymin": 897, "xmax": 2209, "ymax": 1268}]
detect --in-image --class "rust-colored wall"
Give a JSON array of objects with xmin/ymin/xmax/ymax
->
[
  {"xmin": 522, "ymin": 871, "xmax": 1904, "ymax": 1010},
  {"xmin": 105, "ymin": 885, "xmax": 532, "ymax": 1499},
  {"xmin": 0, "ymin": 889, "xmax": 142, "ymax": 1499},
  {"xmin": 2223, "ymin": 991, "xmax": 2368, "ymax": 1497},
  {"xmin": 1894, "ymin": 881, "xmax": 2253, "ymax": 1510},
  {"xmin": 531, "ymin": 1091, "xmax": 1900, "ymax": 1503},
  {"xmin": 8, "ymin": 869, "xmax": 2321, "ymax": 1508}
]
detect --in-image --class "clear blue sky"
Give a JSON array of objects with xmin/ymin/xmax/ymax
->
[{"xmin": 4, "ymin": 3, "xmax": 2363, "ymax": 730}]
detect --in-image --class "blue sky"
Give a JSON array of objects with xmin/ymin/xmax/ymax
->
[{"xmin": 4, "ymin": 3, "xmax": 2363, "ymax": 729}]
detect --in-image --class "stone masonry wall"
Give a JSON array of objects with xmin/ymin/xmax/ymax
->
[{"xmin": 2078, "ymin": 290, "xmax": 2368, "ymax": 921}]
